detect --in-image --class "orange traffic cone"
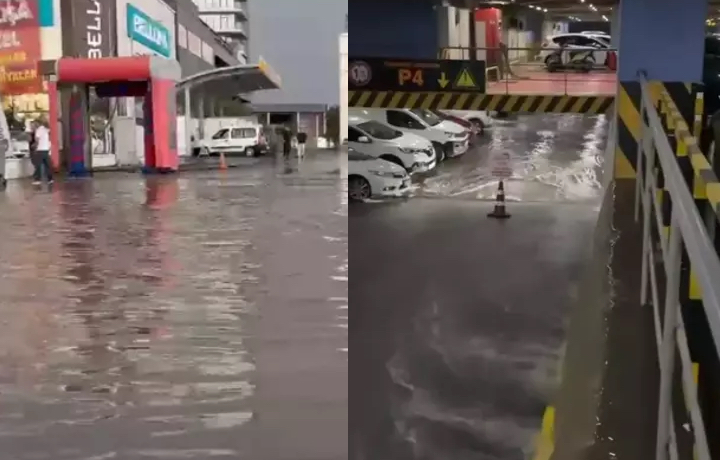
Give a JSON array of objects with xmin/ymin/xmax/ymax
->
[
  {"xmin": 487, "ymin": 180, "xmax": 511, "ymax": 219},
  {"xmin": 219, "ymin": 152, "xmax": 228, "ymax": 170}
]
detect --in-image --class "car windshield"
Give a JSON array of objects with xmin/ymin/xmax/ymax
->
[
  {"xmin": 349, "ymin": 151, "xmax": 376, "ymax": 161},
  {"xmin": 595, "ymin": 37, "xmax": 610, "ymax": 46},
  {"xmin": 356, "ymin": 120, "xmax": 401, "ymax": 140},
  {"xmin": 212, "ymin": 129, "xmax": 229, "ymax": 139},
  {"xmin": 410, "ymin": 109, "xmax": 442, "ymax": 126}
]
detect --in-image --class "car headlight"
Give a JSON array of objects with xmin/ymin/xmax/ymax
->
[
  {"xmin": 398, "ymin": 147, "xmax": 421, "ymax": 154},
  {"xmin": 369, "ymin": 170, "xmax": 399, "ymax": 178}
]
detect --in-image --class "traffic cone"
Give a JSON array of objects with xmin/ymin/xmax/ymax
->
[
  {"xmin": 487, "ymin": 180, "xmax": 511, "ymax": 219},
  {"xmin": 219, "ymin": 152, "xmax": 228, "ymax": 170}
]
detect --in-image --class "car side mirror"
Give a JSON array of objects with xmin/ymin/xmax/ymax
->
[{"xmin": 358, "ymin": 135, "xmax": 371, "ymax": 143}]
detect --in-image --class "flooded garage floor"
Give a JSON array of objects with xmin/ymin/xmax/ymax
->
[{"xmin": 350, "ymin": 114, "xmax": 608, "ymax": 460}]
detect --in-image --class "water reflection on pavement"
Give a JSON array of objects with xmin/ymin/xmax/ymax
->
[{"xmin": 0, "ymin": 153, "xmax": 347, "ymax": 460}]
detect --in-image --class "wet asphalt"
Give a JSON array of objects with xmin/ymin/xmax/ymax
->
[
  {"xmin": 0, "ymin": 152, "xmax": 347, "ymax": 460},
  {"xmin": 350, "ymin": 114, "xmax": 610, "ymax": 460}
]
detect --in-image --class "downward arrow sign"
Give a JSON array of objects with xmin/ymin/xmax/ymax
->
[{"xmin": 438, "ymin": 72, "xmax": 449, "ymax": 88}]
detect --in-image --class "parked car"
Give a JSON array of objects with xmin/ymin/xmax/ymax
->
[
  {"xmin": 347, "ymin": 115, "xmax": 436, "ymax": 173},
  {"xmin": 540, "ymin": 33, "xmax": 613, "ymax": 68},
  {"xmin": 351, "ymin": 108, "xmax": 469, "ymax": 162},
  {"xmin": 438, "ymin": 110, "xmax": 493, "ymax": 135},
  {"xmin": 196, "ymin": 125, "xmax": 268, "ymax": 157},
  {"xmin": 347, "ymin": 147, "xmax": 411, "ymax": 201}
]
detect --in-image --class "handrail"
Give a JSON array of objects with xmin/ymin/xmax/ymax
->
[
  {"xmin": 640, "ymin": 78, "xmax": 720, "ymax": 350},
  {"xmin": 636, "ymin": 74, "xmax": 720, "ymax": 460}
]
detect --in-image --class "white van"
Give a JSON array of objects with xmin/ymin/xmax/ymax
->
[
  {"xmin": 348, "ymin": 115, "xmax": 436, "ymax": 173},
  {"xmin": 197, "ymin": 123, "xmax": 268, "ymax": 157},
  {"xmin": 350, "ymin": 108, "xmax": 470, "ymax": 162}
]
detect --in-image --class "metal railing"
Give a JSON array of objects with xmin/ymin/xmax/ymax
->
[
  {"xmin": 438, "ymin": 46, "xmax": 617, "ymax": 95},
  {"xmin": 634, "ymin": 74, "xmax": 720, "ymax": 460}
]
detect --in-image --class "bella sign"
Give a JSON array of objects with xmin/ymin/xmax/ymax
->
[{"xmin": 126, "ymin": 3, "xmax": 171, "ymax": 58}]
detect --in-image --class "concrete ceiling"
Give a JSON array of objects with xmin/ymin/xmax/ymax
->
[{"xmin": 441, "ymin": 0, "xmax": 720, "ymax": 21}]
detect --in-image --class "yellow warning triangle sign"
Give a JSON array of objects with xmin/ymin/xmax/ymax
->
[{"xmin": 454, "ymin": 68, "xmax": 477, "ymax": 88}]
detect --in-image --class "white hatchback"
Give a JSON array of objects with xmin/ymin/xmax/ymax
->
[
  {"xmin": 347, "ymin": 148, "xmax": 411, "ymax": 201},
  {"xmin": 348, "ymin": 116, "xmax": 436, "ymax": 174},
  {"xmin": 540, "ymin": 33, "xmax": 610, "ymax": 66}
]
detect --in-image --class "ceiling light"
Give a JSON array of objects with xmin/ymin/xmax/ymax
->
[
  {"xmin": 602, "ymin": 15, "xmax": 608, "ymax": 21},
  {"xmin": 543, "ymin": 8, "xmax": 548, "ymax": 12}
]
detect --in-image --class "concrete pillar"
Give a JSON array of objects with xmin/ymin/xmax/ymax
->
[
  {"xmin": 616, "ymin": 0, "xmax": 705, "ymax": 82},
  {"xmin": 610, "ymin": 5, "xmax": 620, "ymax": 49},
  {"xmin": 208, "ymin": 97, "xmax": 216, "ymax": 118},
  {"xmin": 197, "ymin": 93, "xmax": 205, "ymax": 139},
  {"xmin": 614, "ymin": 0, "xmax": 706, "ymax": 180},
  {"xmin": 184, "ymin": 86, "xmax": 191, "ymax": 156}
]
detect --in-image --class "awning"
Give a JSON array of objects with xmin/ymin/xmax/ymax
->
[{"xmin": 175, "ymin": 58, "xmax": 282, "ymax": 96}]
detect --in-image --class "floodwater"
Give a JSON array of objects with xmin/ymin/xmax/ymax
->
[
  {"xmin": 0, "ymin": 153, "xmax": 348, "ymax": 460},
  {"xmin": 350, "ymin": 114, "xmax": 608, "ymax": 460},
  {"xmin": 413, "ymin": 114, "xmax": 608, "ymax": 202}
]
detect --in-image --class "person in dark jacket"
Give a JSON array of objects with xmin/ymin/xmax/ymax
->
[
  {"xmin": 296, "ymin": 131, "xmax": 307, "ymax": 159},
  {"xmin": 282, "ymin": 127, "xmax": 293, "ymax": 159}
]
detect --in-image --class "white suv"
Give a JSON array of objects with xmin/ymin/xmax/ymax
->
[{"xmin": 347, "ymin": 115, "xmax": 436, "ymax": 174}]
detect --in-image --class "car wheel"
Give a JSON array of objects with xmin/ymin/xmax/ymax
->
[
  {"xmin": 469, "ymin": 118, "xmax": 485, "ymax": 135},
  {"xmin": 245, "ymin": 146, "xmax": 255, "ymax": 157},
  {"xmin": 348, "ymin": 176, "xmax": 372, "ymax": 202},
  {"xmin": 432, "ymin": 142, "xmax": 446, "ymax": 162},
  {"xmin": 201, "ymin": 147, "xmax": 213, "ymax": 157},
  {"xmin": 380, "ymin": 155, "xmax": 406, "ymax": 170}
]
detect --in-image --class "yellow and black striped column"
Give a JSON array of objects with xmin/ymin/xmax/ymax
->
[{"xmin": 614, "ymin": 81, "xmax": 642, "ymax": 179}]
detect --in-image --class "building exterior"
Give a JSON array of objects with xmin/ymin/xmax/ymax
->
[
  {"xmin": 252, "ymin": 103, "xmax": 327, "ymax": 147},
  {"xmin": 191, "ymin": 0, "xmax": 248, "ymax": 64},
  {"xmin": 176, "ymin": 0, "xmax": 238, "ymax": 77}
]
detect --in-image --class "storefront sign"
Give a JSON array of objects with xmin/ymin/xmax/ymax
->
[
  {"xmin": 126, "ymin": 3, "xmax": 171, "ymax": 58},
  {"xmin": 0, "ymin": 0, "xmax": 42, "ymax": 95},
  {"xmin": 61, "ymin": 0, "xmax": 115, "ymax": 59}
]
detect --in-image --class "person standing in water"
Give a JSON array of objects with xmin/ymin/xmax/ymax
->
[
  {"xmin": 31, "ymin": 118, "xmax": 53, "ymax": 185},
  {"xmin": 282, "ymin": 127, "xmax": 293, "ymax": 159},
  {"xmin": 296, "ymin": 131, "xmax": 307, "ymax": 160}
]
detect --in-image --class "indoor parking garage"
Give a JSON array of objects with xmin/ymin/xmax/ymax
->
[{"xmin": 349, "ymin": 1, "xmax": 720, "ymax": 460}]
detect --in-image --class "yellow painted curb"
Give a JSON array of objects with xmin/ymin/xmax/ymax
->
[{"xmin": 533, "ymin": 406, "xmax": 555, "ymax": 460}]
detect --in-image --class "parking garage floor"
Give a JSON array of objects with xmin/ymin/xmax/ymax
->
[
  {"xmin": 350, "ymin": 114, "xmax": 610, "ymax": 460},
  {"xmin": 0, "ymin": 152, "xmax": 348, "ymax": 460}
]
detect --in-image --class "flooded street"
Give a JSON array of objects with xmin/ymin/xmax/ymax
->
[{"xmin": 0, "ymin": 153, "xmax": 348, "ymax": 460}]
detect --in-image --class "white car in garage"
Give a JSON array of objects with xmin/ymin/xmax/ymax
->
[
  {"xmin": 352, "ymin": 108, "xmax": 469, "ymax": 162},
  {"xmin": 540, "ymin": 33, "xmax": 611, "ymax": 67},
  {"xmin": 347, "ymin": 148, "xmax": 411, "ymax": 201},
  {"xmin": 347, "ymin": 115, "xmax": 436, "ymax": 174}
]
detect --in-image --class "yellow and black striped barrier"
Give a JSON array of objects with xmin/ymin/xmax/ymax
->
[
  {"xmin": 348, "ymin": 91, "xmax": 614, "ymax": 114},
  {"xmin": 615, "ymin": 82, "xmax": 703, "ymax": 180}
]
